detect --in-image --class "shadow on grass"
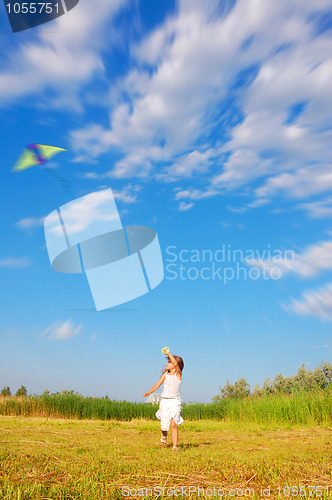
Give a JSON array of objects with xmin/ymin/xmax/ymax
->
[
  {"xmin": 178, "ymin": 442, "xmax": 214, "ymax": 449},
  {"xmin": 154, "ymin": 442, "xmax": 214, "ymax": 450}
]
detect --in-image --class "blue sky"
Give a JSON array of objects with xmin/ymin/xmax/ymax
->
[{"xmin": 1, "ymin": 0, "xmax": 332, "ymax": 403}]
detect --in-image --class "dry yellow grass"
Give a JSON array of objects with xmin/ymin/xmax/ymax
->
[{"xmin": 0, "ymin": 416, "xmax": 331, "ymax": 499}]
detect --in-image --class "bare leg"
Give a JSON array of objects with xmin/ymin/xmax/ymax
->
[
  {"xmin": 160, "ymin": 430, "xmax": 167, "ymax": 446},
  {"xmin": 170, "ymin": 419, "xmax": 178, "ymax": 448}
]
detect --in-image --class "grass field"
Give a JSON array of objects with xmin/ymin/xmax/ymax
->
[{"xmin": 0, "ymin": 416, "xmax": 331, "ymax": 499}]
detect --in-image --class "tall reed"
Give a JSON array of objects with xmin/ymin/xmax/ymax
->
[{"xmin": 0, "ymin": 389, "xmax": 331, "ymax": 424}]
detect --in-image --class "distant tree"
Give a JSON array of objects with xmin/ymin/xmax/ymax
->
[
  {"xmin": 291, "ymin": 364, "xmax": 316, "ymax": 392},
  {"xmin": 1, "ymin": 386, "xmax": 11, "ymax": 397},
  {"xmin": 213, "ymin": 377, "xmax": 250, "ymax": 400},
  {"xmin": 263, "ymin": 376, "xmax": 273, "ymax": 395},
  {"xmin": 273, "ymin": 373, "xmax": 293, "ymax": 395},
  {"xmin": 213, "ymin": 361, "xmax": 332, "ymax": 402},
  {"xmin": 320, "ymin": 361, "xmax": 332, "ymax": 388},
  {"xmin": 15, "ymin": 385, "xmax": 27, "ymax": 397},
  {"xmin": 253, "ymin": 384, "xmax": 263, "ymax": 398},
  {"xmin": 42, "ymin": 389, "xmax": 50, "ymax": 396},
  {"xmin": 60, "ymin": 389, "xmax": 81, "ymax": 396}
]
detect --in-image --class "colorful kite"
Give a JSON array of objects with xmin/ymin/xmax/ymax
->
[
  {"xmin": 12, "ymin": 143, "xmax": 69, "ymax": 194},
  {"xmin": 12, "ymin": 143, "xmax": 67, "ymax": 172}
]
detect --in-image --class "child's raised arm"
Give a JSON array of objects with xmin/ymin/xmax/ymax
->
[
  {"xmin": 166, "ymin": 351, "xmax": 182, "ymax": 376},
  {"xmin": 143, "ymin": 372, "xmax": 166, "ymax": 397}
]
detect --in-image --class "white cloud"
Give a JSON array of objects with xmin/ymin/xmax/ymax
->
[
  {"xmin": 15, "ymin": 217, "xmax": 44, "ymax": 230},
  {"xmin": 309, "ymin": 344, "xmax": 329, "ymax": 349},
  {"xmin": 254, "ymin": 165, "xmax": 332, "ymax": 201},
  {"xmin": 0, "ymin": 258, "xmax": 32, "ymax": 268},
  {"xmin": 68, "ymin": 0, "xmax": 332, "ymax": 212},
  {"xmin": 49, "ymin": 189, "xmax": 120, "ymax": 236},
  {"xmin": 2, "ymin": 0, "xmax": 329, "ymax": 211},
  {"xmin": 72, "ymin": 0, "xmax": 283, "ymax": 170},
  {"xmin": 227, "ymin": 205, "xmax": 247, "ymax": 214},
  {"xmin": 0, "ymin": 0, "xmax": 128, "ymax": 109},
  {"xmin": 246, "ymin": 240, "xmax": 332, "ymax": 278},
  {"xmin": 283, "ymin": 283, "xmax": 332, "ymax": 321},
  {"xmin": 42, "ymin": 320, "xmax": 82, "ymax": 340},
  {"xmin": 79, "ymin": 179, "xmax": 141, "ymax": 203},
  {"xmin": 112, "ymin": 184, "xmax": 142, "ymax": 204},
  {"xmin": 299, "ymin": 198, "xmax": 332, "ymax": 218},
  {"xmin": 178, "ymin": 201, "xmax": 194, "ymax": 211},
  {"xmin": 82, "ymin": 172, "xmax": 102, "ymax": 180},
  {"xmin": 174, "ymin": 187, "xmax": 217, "ymax": 201},
  {"xmin": 18, "ymin": 187, "xmax": 139, "ymax": 245},
  {"xmin": 214, "ymin": 16, "xmax": 332, "ymax": 201},
  {"xmin": 173, "ymin": 185, "xmax": 218, "ymax": 210},
  {"xmin": 160, "ymin": 149, "xmax": 216, "ymax": 181},
  {"xmin": 67, "ymin": 0, "xmax": 332, "ymax": 217}
]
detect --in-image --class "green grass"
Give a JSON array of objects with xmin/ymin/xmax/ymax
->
[
  {"xmin": 0, "ymin": 389, "xmax": 331, "ymax": 425},
  {"xmin": 0, "ymin": 417, "xmax": 331, "ymax": 499},
  {"xmin": 1, "ymin": 391, "xmax": 331, "ymax": 498}
]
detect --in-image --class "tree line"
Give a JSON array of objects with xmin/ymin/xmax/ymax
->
[
  {"xmin": 2, "ymin": 362, "xmax": 331, "ymax": 401},
  {"xmin": 213, "ymin": 361, "xmax": 332, "ymax": 401},
  {"xmin": 1, "ymin": 385, "xmax": 27, "ymax": 397},
  {"xmin": 0, "ymin": 387, "xmax": 77, "ymax": 397}
]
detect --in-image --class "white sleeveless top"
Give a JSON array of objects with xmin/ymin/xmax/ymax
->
[{"xmin": 161, "ymin": 372, "xmax": 182, "ymax": 400}]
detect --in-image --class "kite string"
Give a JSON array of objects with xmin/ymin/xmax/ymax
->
[
  {"xmin": 42, "ymin": 165, "xmax": 70, "ymax": 197},
  {"xmin": 25, "ymin": 143, "xmax": 70, "ymax": 199}
]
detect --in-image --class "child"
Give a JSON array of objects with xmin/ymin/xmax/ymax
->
[{"xmin": 143, "ymin": 350, "xmax": 184, "ymax": 452}]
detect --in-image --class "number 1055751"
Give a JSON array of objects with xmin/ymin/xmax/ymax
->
[
  {"xmin": 277, "ymin": 486, "xmax": 330, "ymax": 497},
  {"xmin": 6, "ymin": 3, "xmax": 60, "ymax": 14}
]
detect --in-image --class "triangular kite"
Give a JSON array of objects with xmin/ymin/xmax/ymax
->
[{"xmin": 12, "ymin": 144, "xmax": 67, "ymax": 172}]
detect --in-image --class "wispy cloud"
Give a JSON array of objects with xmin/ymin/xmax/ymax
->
[
  {"xmin": 42, "ymin": 320, "xmax": 82, "ymax": 340},
  {"xmin": 0, "ymin": 258, "xmax": 32, "ymax": 268},
  {"xmin": 299, "ymin": 197, "xmax": 332, "ymax": 219},
  {"xmin": 254, "ymin": 166, "xmax": 332, "ymax": 203},
  {"xmin": 174, "ymin": 186, "xmax": 217, "ymax": 209},
  {"xmin": 15, "ymin": 217, "xmax": 44, "ymax": 230},
  {"xmin": 69, "ymin": 0, "xmax": 332, "ymax": 213},
  {"xmin": 48, "ymin": 189, "xmax": 120, "ymax": 236},
  {"xmin": 174, "ymin": 187, "xmax": 218, "ymax": 201},
  {"xmin": 0, "ymin": 0, "xmax": 128, "ymax": 110},
  {"xmin": 159, "ymin": 149, "xmax": 216, "ymax": 182},
  {"xmin": 3, "ymin": 0, "xmax": 331, "ymax": 215},
  {"xmin": 112, "ymin": 185, "xmax": 142, "ymax": 204},
  {"xmin": 80, "ymin": 180, "xmax": 142, "ymax": 204},
  {"xmin": 73, "ymin": 0, "xmax": 255, "ymax": 168},
  {"xmin": 309, "ymin": 344, "xmax": 329, "ymax": 349},
  {"xmin": 247, "ymin": 240, "xmax": 332, "ymax": 279},
  {"xmin": 178, "ymin": 201, "xmax": 194, "ymax": 211},
  {"xmin": 283, "ymin": 283, "xmax": 332, "ymax": 321}
]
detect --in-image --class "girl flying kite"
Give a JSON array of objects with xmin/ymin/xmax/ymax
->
[{"xmin": 143, "ymin": 348, "xmax": 184, "ymax": 452}]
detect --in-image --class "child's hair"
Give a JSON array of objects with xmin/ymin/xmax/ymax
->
[
  {"xmin": 174, "ymin": 356, "xmax": 184, "ymax": 372},
  {"xmin": 162, "ymin": 355, "xmax": 184, "ymax": 374}
]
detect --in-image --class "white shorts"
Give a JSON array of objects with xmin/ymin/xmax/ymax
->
[{"xmin": 155, "ymin": 398, "xmax": 184, "ymax": 431}]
